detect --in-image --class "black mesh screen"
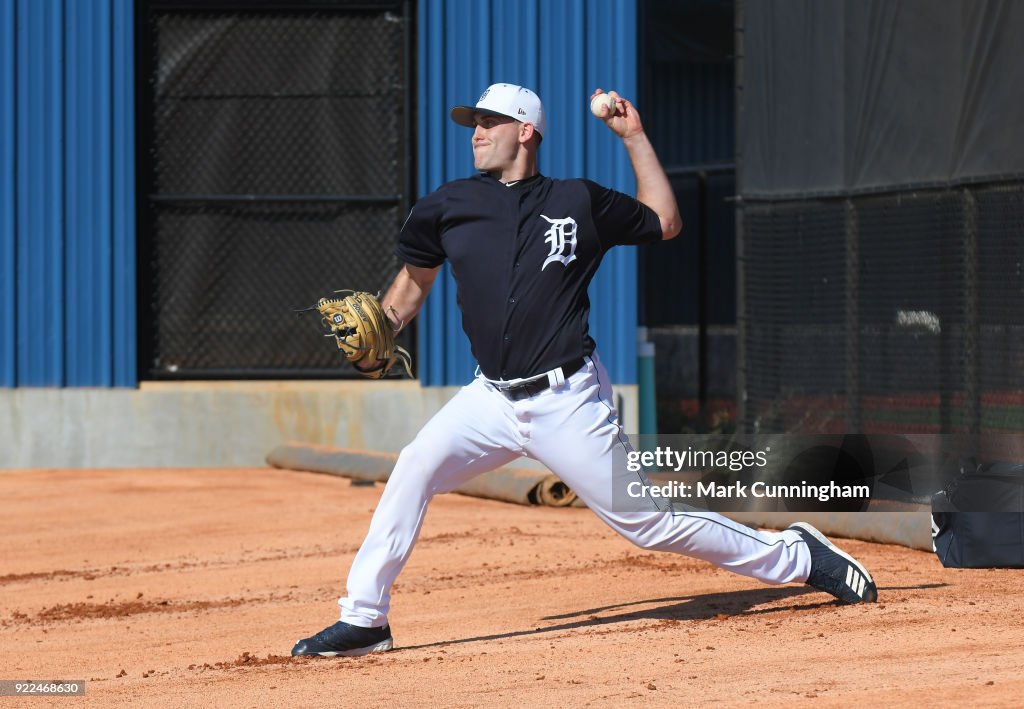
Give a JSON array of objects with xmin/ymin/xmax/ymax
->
[
  {"xmin": 856, "ymin": 192, "xmax": 967, "ymax": 433},
  {"xmin": 977, "ymin": 185, "xmax": 1024, "ymax": 431},
  {"xmin": 741, "ymin": 183, "xmax": 1024, "ymax": 435},
  {"xmin": 742, "ymin": 200, "xmax": 847, "ymax": 430},
  {"xmin": 139, "ymin": 3, "xmax": 412, "ymax": 377}
]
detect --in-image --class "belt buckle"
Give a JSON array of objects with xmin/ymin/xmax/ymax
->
[
  {"xmin": 492, "ymin": 362, "xmax": 576, "ymax": 401},
  {"xmin": 500, "ymin": 384, "xmax": 524, "ymax": 401},
  {"xmin": 497, "ymin": 379, "xmax": 535, "ymax": 401}
]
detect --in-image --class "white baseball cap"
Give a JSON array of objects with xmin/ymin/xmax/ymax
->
[{"xmin": 450, "ymin": 83, "xmax": 546, "ymax": 137}]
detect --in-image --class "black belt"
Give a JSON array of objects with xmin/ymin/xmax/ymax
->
[{"xmin": 492, "ymin": 357, "xmax": 586, "ymax": 401}]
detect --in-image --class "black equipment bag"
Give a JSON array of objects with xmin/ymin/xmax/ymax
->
[{"xmin": 931, "ymin": 461, "xmax": 1024, "ymax": 568}]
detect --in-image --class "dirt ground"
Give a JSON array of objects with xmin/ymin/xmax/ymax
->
[{"xmin": 2, "ymin": 467, "xmax": 1022, "ymax": 708}]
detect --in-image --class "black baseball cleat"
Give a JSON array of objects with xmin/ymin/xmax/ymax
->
[
  {"xmin": 789, "ymin": 522, "xmax": 878, "ymax": 604},
  {"xmin": 291, "ymin": 621, "xmax": 394, "ymax": 657}
]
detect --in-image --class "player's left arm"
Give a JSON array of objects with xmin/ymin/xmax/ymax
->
[{"xmin": 591, "ymin": 89, "xmax": 682, "ymax": 241}]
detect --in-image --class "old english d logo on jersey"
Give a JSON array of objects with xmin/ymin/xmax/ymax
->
[{"xmin": 540, "ymin": 215, "xmax": 578, "ymax": 270}]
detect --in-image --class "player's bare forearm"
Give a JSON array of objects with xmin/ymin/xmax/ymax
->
[
  {"xmin": 380, "ymin": 263, "xmax": 440, "ymax": 333},
  {"xmin": 590, "ymin": 89, "xmax": 681, "ymax": 240},
  {"xmin": 623, "ymin": 132, "xmax": 682, "ymax": 240}
]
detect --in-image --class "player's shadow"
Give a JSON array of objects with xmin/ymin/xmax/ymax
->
[
  {"xmin": 397, "ymin": 584, "xmax": 881, "ymax": 652},
  {"xmin": 541, "ymin": 586, "xmax": 823, "ymax": 622}
]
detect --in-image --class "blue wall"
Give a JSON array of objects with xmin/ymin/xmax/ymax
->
[
  {"xmin": 0, "ymin": 0, "xmax": 135, "ymax": 387},
  {"xmin": 417, "ymin": 0, "xmax": 643, "ymax": 385}
]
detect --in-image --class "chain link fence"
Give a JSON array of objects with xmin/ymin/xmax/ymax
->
[
  {"xmin": 140, "ymin": 3, "xmax": 412, "ymax": 377},
  {"xmin": 741, "ymin": 182, "xmax": 1024, "ymax": 435}
]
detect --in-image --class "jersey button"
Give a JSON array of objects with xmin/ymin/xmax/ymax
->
[
  {"xmin": 514, "ymin": 262, "xmax": 521, "ymax": 269},
  {"xmin": 508, "ymin": 297, "xmax": 516, "ymax": 304},
  {"xmin": 503, "ymin": 334, "xmax": 511, "ymax": 342}
]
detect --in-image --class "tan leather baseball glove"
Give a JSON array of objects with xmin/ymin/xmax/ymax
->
[{"xmin": 305, "ymin": 290, "xmax": 412, "ymax": 379}]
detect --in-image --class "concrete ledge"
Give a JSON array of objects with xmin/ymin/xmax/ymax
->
[{"xmin": 0, "ymin": 382, "xmax": 639, "ymax": 469}]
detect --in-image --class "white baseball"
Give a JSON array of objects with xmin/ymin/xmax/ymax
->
[{"xmin": 590, "ymin": 93, "xmax": 616, "ymax": 118}]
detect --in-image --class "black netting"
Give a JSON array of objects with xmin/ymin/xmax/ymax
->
[
  {"xmin": 151, "ymin": 11, "xmax": 403, "ymax": 197},
  {"xmin": 742, "ymin": 201, "xmax": 847, "ymax": 431},
  {"xmin": 977, "ymin": 185, "xmax": 1024, "ymax": 430},
  {"xmin": 741, "ymin": 183, "xmax": 1024, "ymax": 435},
  {"xmin": 150, "ymin": 201, "xmax": 405, "ymax": 373},
  {"xmin": 856, "ymin": 192, "xmax": 967, "ymax": 433},
  {"xmin": 141, "ymin": 5, "xmax": 411, "ymax": 377}
]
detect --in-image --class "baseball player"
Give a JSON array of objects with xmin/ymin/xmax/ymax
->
[{"xmin": 292, "ymin": 83, "xmax": 877, "ymax": 657}]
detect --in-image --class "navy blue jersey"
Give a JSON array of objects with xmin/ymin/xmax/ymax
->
[{"xmin": 396, "ymin": 173, "xmax": 662, "ymax": 380}]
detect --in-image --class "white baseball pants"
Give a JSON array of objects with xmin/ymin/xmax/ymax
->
[{"xmin": 338, "ymin": 353, "xmax": 811, "ymax": 627}]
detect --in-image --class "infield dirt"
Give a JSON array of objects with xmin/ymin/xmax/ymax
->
[{"xmin": 2, "ymin": 468, "xmax": 1022, "ymax": 707}]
